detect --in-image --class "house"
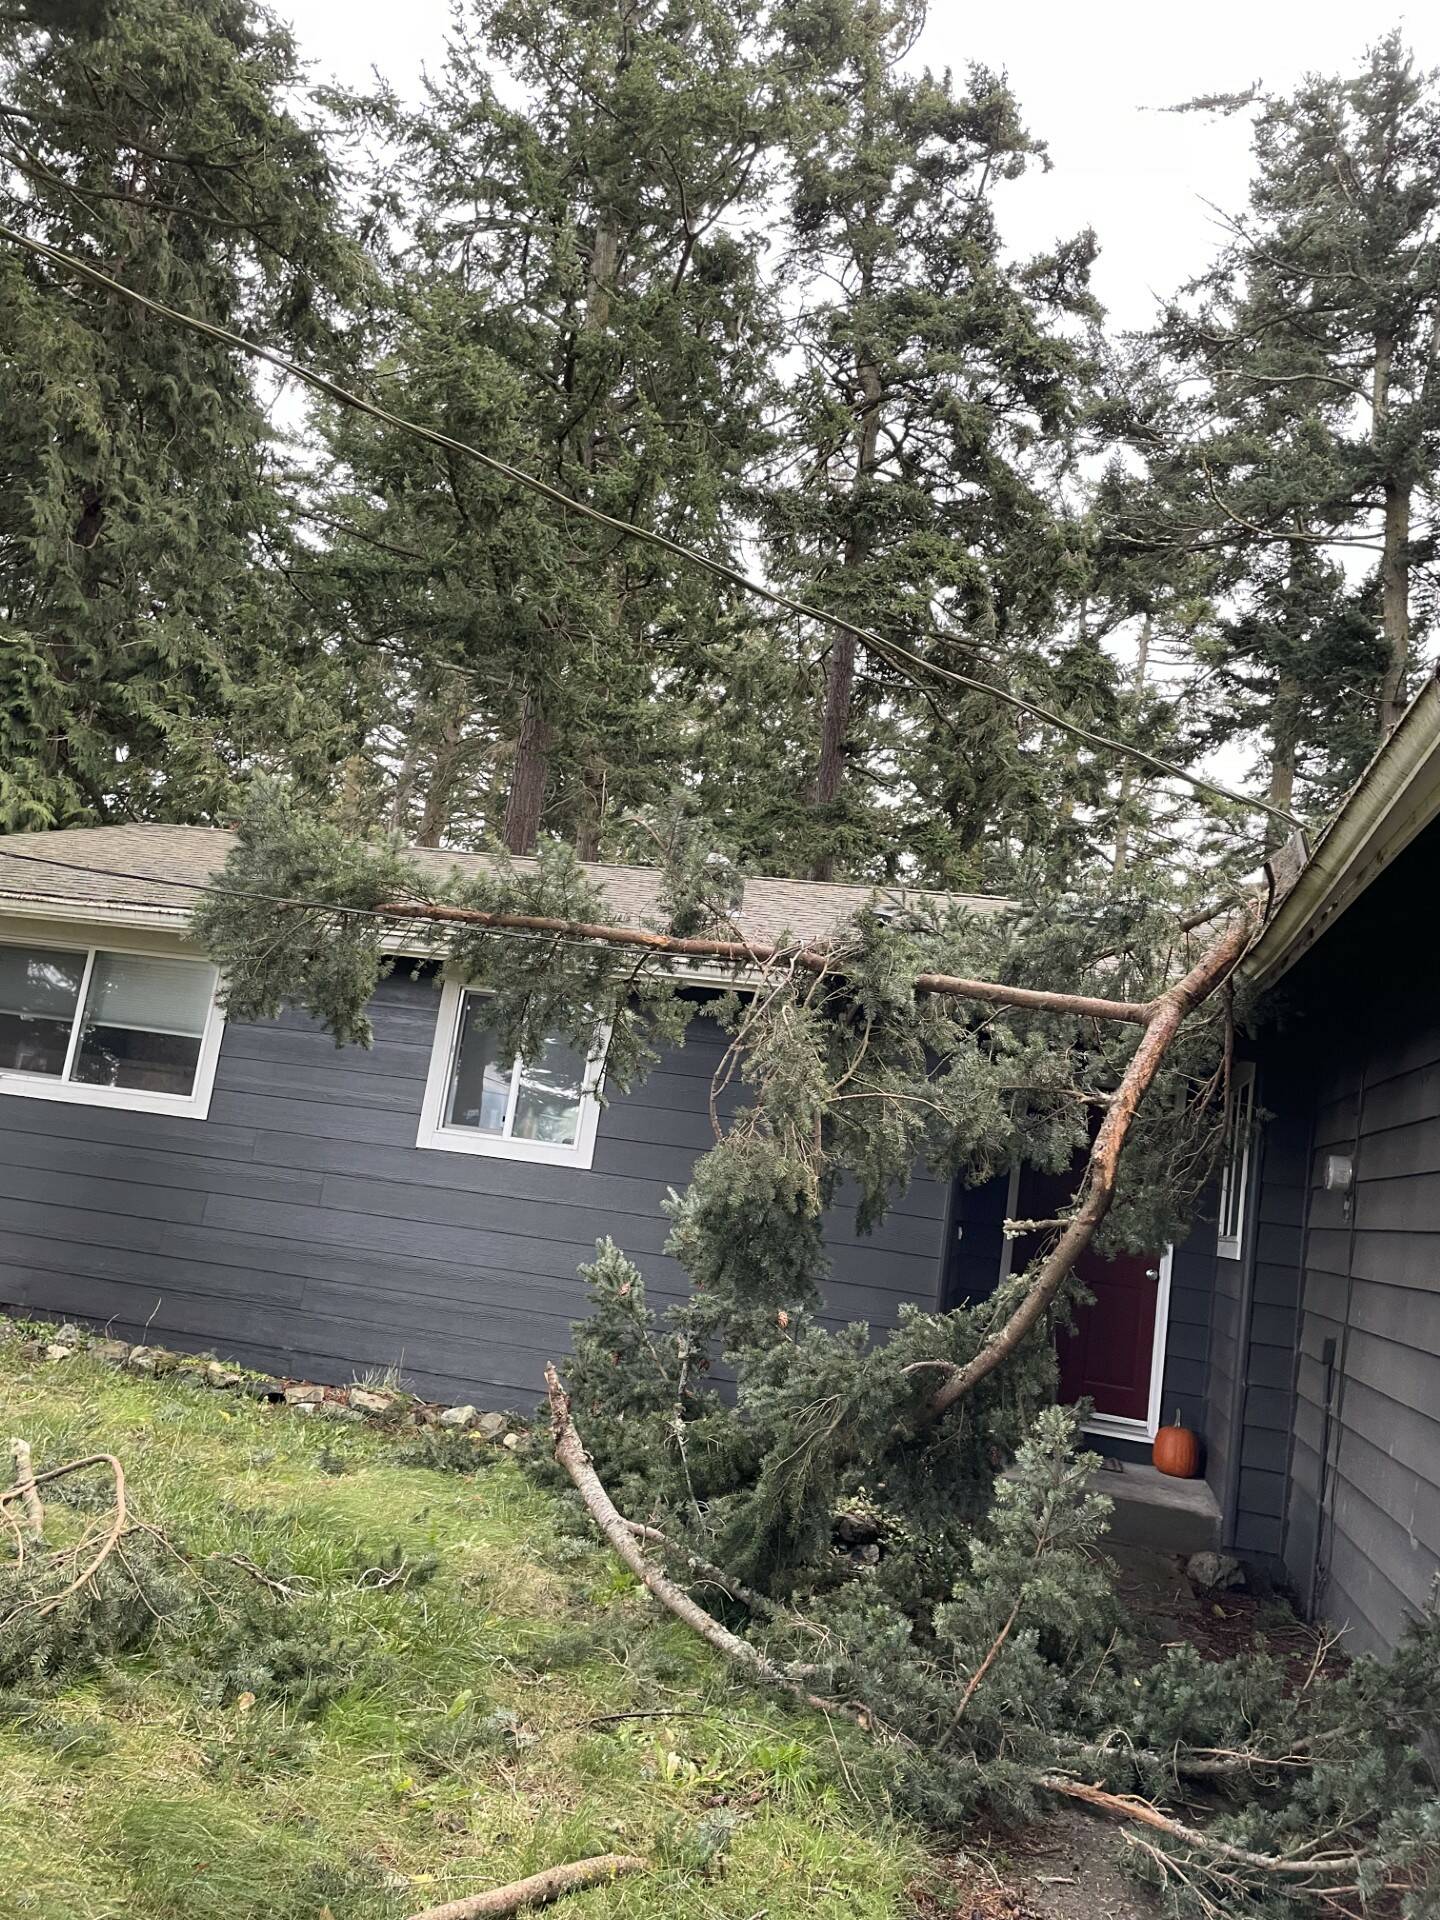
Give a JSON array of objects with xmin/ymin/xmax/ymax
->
[
  {"xmin": 4, "ymin": 696, "xmax": 1439, "ymax": 1659},
  {"xmin": 0, "ymin": 825, "xmax": 1003, "ymax": 1409}
]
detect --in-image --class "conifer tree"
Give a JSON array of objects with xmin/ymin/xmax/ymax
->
[
  {"xmin": 764, "ymin": 0, "xmax": 1107, "ymax": 884},
  {"xmin": 312, "ymin": 0, "xmax": 785, "ymax": 854},
  {"xmin": 0, "ymin": 0, "xmax": 366, "ymax": 829},
  {"xmin": 1114, "ymin": 34, "xmax": 1440, "ymax": 813}
]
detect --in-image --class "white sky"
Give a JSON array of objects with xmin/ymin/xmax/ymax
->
[{"xmin": 279, "ymin": 0, "xmax": 1440, "ymax": 332}]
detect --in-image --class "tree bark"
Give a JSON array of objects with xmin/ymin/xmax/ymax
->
[
  {"xmin": 371, "ymin": 895, "xmax": 1155, "ymax": 1023},
  {"xmin": 1378, "ymin": 477, "xmax": 1411, "ymax": 733},
  {"xmin": 1267, "ymin": 671, "xmax": 1301, "ymax": 828},
  {"xmin": 1372, "ymin": 330, "xmax": 1411, "ymax": 734},
  {"xmin": 502, "ymin": 691, "xmax": 552, "ymax": 854},
  {"xmin": 924, "ymin": 906, "xmax": 1257, "ymax": 1421},
  {"xmin": 1111, "ymin": 614, "xmax": 1151, "ymax": 878},
  {"xmin": 545, "ymin": 1365, "xmax": 871, "ymax": 1725},
  {"xmin": 809, "ymin": 329, "xmax": 883, "ymax": 882},
  {"xmin": 403, "ymin": 1854, "xmax": 646, "ymax": 1920}
]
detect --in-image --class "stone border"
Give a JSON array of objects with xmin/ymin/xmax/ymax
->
[{"xmin": 0, "ymin": 1311, "xmax": 529, "ymax": 1452}]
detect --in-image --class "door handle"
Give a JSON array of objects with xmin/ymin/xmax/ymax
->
[{"xmin": 1145, "ymin": 1266, "xmax": 1160, "ymax": 1280}]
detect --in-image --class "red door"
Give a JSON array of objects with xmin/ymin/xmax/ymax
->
[{"xmin": 1011, "ymin": 1164, "xmax": 1162, "ymax": 1426}]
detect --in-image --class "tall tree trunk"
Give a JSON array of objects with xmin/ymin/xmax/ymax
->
[
  {"xmin": 1267, "ymin": 672, "xmax": 1301, "ymax": 832},
  {"xmin": 1372, "ymin": 330, "xmax": 1411, "ymax": 734},
  {"xmin": 1111, "ymin": 613, "xmax": 1150, "ymax": 877},
  {"xmin": 416, "ymin": 702, "xmax": 467, "ymax": 848},
  {"xmin": 810, "ymin": 354, "xmax": 882, "ymax": 882},
  {"xmin": 573, "ymin": 754, "xmax": 607, "ymax": 863},
  {"xmin": 502, "ymin": 691, "xmax": 552, "ymax": 854}
]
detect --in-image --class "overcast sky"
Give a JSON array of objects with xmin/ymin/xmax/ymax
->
[{"xmin": 279, "ymin": 0, "xmax": 1438, "ymax": 332}]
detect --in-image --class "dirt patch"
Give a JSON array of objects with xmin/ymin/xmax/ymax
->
[{"xmin": 916, "ymin": 1804, "xmax": 1156, "ymax": 1920}]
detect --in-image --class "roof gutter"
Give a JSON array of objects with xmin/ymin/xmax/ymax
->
[{"xmin": 1246, "ymin": 670, "xmax": 1440, "ymax": 993}]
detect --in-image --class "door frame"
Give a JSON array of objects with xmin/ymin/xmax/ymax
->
[
  {"xmin": 995, "ymin": 1163, "xmax": 1173, "ymax": 1443},
  {"xmin": 1078, "ymin": 1242, "xmax": 1173, "ymax": 1444}
]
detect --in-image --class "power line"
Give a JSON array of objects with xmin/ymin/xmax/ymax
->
[{"xmin": 0, "ymin": 220, "xmax": 1303, "ymax": 833}]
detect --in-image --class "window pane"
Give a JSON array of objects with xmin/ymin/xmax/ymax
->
[
  {"xmin": 510, "ymin": 1034, "xmax": 588, "ymax": 1146},
  {"xmin": 71, "ymin": 952, "xmax": 210, "ymax": 1095},
  {"xmin": 0, "ymin": 945, "xmax": 84, "ymax": 1077},
  {"xmin": 446, "ymin": 998, "xmax": 513, "ymax": 1133}
]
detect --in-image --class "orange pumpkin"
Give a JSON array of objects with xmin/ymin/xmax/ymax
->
[{"xmin": 1153, "ymin": 1414, "xmax": 1200, "ymax": 1479}]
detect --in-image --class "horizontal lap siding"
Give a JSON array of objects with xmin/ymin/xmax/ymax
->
[
  {"xmin": 1278, "ymin": 877, "xmax": 1440, "ymax": 1653},
  {"xmin": 0, "ymin": 968, "xmax": 945, "ymax": 1406}
]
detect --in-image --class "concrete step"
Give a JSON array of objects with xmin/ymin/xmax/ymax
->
[{"xmin": 1092, "ymin": 1459, "xmax": 1222, "ymax": 1555}]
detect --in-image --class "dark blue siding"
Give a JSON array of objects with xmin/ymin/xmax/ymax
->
[{"xmin": 0, "ymin": 966, "xmax": 947, "ymax": 1407}]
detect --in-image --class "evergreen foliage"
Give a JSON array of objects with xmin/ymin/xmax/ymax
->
[
  {"xmin": 1110, "ymin": 33, "xmax": 1440, "ymax": 815},
  {"xmin": 0, "ymin": 0, "xmax": 368, "ymax": 828}
]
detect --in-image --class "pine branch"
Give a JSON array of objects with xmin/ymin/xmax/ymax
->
[
  {"xmin": 545, "ymin": 1364, "xmax": 876, "ymax": 1730},
  {"xmin": 368, "ymin": 896, "xmax": 1155, "ymax": 1024},
  {"xmin": 925, "ymin": 905, "xmax": 1259, "ymax": 1420}
]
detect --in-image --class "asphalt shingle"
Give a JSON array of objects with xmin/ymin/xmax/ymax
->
[{"xmin": 0, "ymin": 824, "xmax": 1003, "ymax": 948}]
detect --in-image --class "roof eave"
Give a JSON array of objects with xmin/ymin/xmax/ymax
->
[
  {"xmin": 0, "ymin": 889, "xmax": 765, "ymax": 990},
  {"xmin": 1245, "ymin": 671, "xmax": 1440, "ymax": 993}
]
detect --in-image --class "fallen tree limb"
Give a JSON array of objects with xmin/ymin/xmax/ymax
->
[
  {"xmin": 403, "ymin": 1853, "xmax": 647, "ymax": 1920},
  {"xmin": 7, "ymin": 1438, "xmax": 44, "ymax": 1543},
  {"xmin": 926, "ymin": 906, "xmax": 1258, "ymax": 1420},
  {"xmin": 622, "ymin": 1519, "xmax": 767, "ymax": 1612},
  {"xmin": 370, "ymin": 899, "xmax": 1154, "ymax": 1024},
  {"xmin": 546, "ymin": 1365, "xmax": 875, "ymax": 1730},
  {"xmin": 1039, "ymin": 1776, "xmax": 1362, "ymax": 1879},
  {"xmin": 0, "ymin": 1452, "xmax": 128, "ymax": 1621},
  {"xmin": 1058, "ymin": 1733, "xmax": 1314, "ymax": 1778}
]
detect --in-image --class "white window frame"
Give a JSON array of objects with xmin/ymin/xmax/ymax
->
[
  {"xmin": 0, "ymin": 931, "xmax": 224, "ymax": 1120},
  {"xmin": 1216, "ymin": 1060, "xmax": 1257, "ymax": 1259},
  {"xmin": 416, "ymin": 976, "xmax": 608, "ymax": 1169}
]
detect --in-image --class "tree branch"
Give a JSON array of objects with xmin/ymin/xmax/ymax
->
[
  {"xmin": 373, "ymin": 898, "xmax": 1154, "ymax": 1024},
  {"xmin": 403, "ymin": 1854, "xmax": 647, "ymax": 1920},
  {"xmin": 1039, "ymin": 1776, "xmax": 1362, "ymax": 1879},
  {"xmin": 545, "ymin": 1365, "xmax": 874, "ymax": 1729},
  {"xmin": 925, "ymin": 906, "xmax": 1258, "ymax": 1420}
]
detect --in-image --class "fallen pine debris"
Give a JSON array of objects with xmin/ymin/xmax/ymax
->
[{"xmin": 402, "ymin": 1852, "xmax": 647, "ymax": 1920}]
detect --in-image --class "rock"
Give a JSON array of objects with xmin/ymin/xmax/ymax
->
[
  {"xmin": 348, "ymin": 1387, "xmax": 394, "ymax": 1415},
  {"xmin": 438, "ymin": 1404, "xmax": 477, "ymax": 1430},
  {"xmin": 1186, "ymin": 1550, "xmax": 1246, "ymax": 1592},
  {"xmin": 204, "ymin": 1362, "xmax": 243, "ymax": 1389},
  {"xmin": 244, "ymin": 1377, "xmax": 286, "ymax": 1402},
  {"xmin": 127, "ymin": 1347, "xmax": 158, "ymax": 1375},
  {"xmin": 284, "ymin": 1383, "xmax": 326, "ymax": 1407},
  {"xmin": 501, "ymin": 1429, "xmax": 531, "ymax": 1453},
  {"xmin": 94, "ymin": 1339, "xmax": 132, "ymax": 1367},
  {"xmin": 476, "ymin": 1411, "xmax": 509, "ymax": 1441},
  {"xmin": 18, "ymin": 1339, "xmax": 47, "ymax": 1361},
  {"xmin": 834, "ymin": 1511, "xmax": 881, "ymax": 1547},
  {"xmin": 54, "ymin": 1324, "xmax": 82, "ymax": 1347},
  {"xmin": 317, "ymin": 1401, "xmax": 363, "ymax": 1421},
  {"xmin": 43, "ymin": 1343, "xmax": 74, "ymax": 1362},
  {"xmin": 291, "ymin": 1401, "xmax": 317, "ymax": 1416}
]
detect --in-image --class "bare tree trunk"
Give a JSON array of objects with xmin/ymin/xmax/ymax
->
[
  {"xmin": 1111, "ymin": 613, "xmax": 1151, "ymax": 877},
  {"xmin": 416, "ymin": 702, "xmax": 467, "ymax": 848},
  {"xmin": 1378, "ymin": 477, "xmax": 1411, "ymax": 732},
  {"xmin": 502, "ymin": 691, "xmax": 552, "ymax": 855},
  {"xmin": 810, "ymin": 355, "xmax": 882, "ymax": 882},
  {"xmin": 573, "ymin": 754, "xmax": 607, "ymax": 862},
  {"xmin": 1372, "ymin": 330, "xmax": 1411, "ymax": 734},
  {"xmin": 1267, "ymin": 672, "xmax": 1301, "ymax": 826}
]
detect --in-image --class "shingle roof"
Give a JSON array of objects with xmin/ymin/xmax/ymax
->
[{"xmin": 0, "ymin": 824, "xmax": 1004, "ymax": 948}]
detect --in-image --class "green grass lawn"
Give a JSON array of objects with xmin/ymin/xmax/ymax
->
[{"xmin": 0, "ymin": 1333, "xmax": 928, "ymax": 1920}]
